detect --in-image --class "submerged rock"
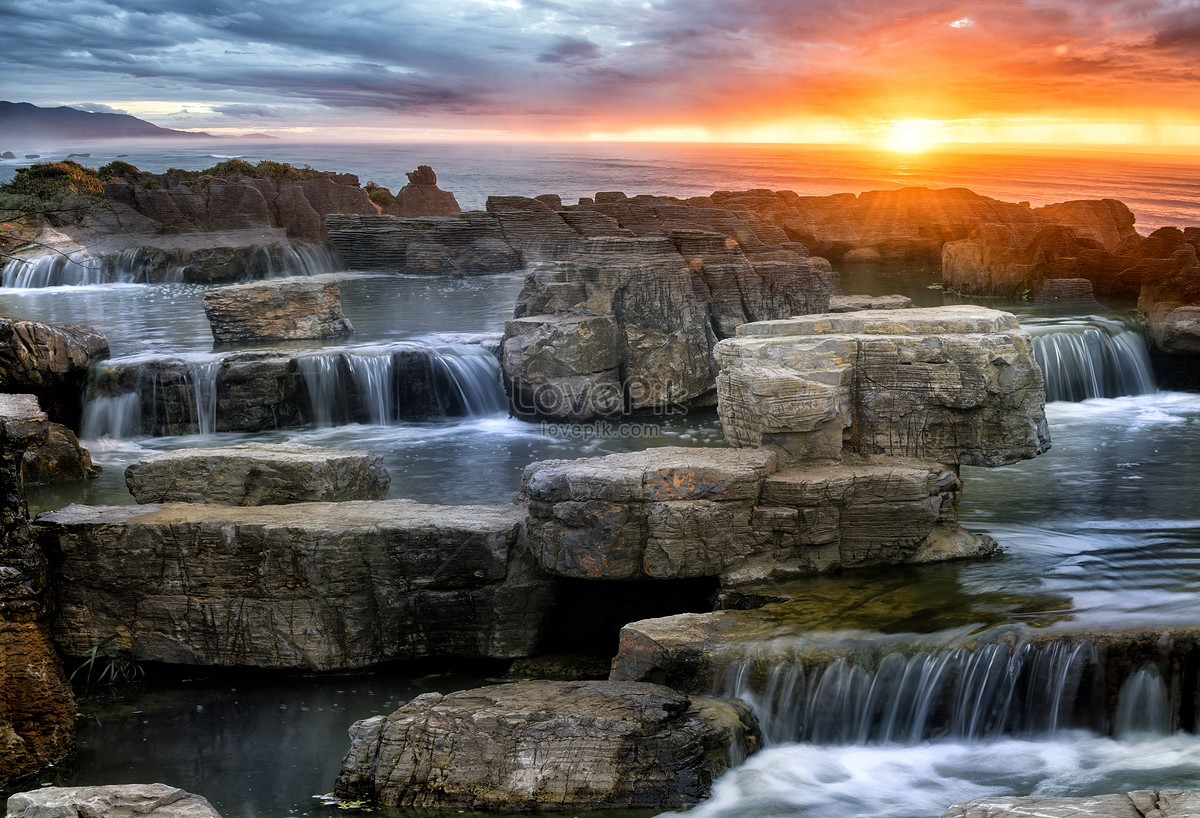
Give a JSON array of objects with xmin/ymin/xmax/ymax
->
[
  {"xmin": 37, "ymin": 500, "xmax": 552, "ymax": 670},
  {"xmin": 5, "ymin": 783, "xmax": 223, "ymax": 818},
  {"xmin": 942, "ymin": 790, "xmax": 1200, "ymax": 818},
  {"xmin": 334, "ymin": 680, "xmax": 759, "ymax": 811},
  {"xmin": 202, "ymin": 277, "xmax": 354, "ymax": 343},
  {"xmin": 124, "ymin": 443, "xmax": 389, "ymax": 505}
]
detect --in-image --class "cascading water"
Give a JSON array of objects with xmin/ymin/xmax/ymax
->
[
  {"xmin": 80, "ymin": 357, "xmax": 222, "ymax": 439},
  {"xmin": 714, "ymin": 636, "xmax": 1188, "ymax": 747},
  {"xmin": 300, "ymin": 342, "xmax": 506, "ymax": 426},
  {"xmin": 3, "ymin": 240, "xmax": 343, "ymax": 288},
  {"xmin": 1028, "ymin": 316, "xmax": 1157, "ymax": 401}
]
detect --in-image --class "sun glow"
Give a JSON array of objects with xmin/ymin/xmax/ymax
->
[{"xmin": 884, "ymin": 119, "xmax": 943, "ymax": 152}]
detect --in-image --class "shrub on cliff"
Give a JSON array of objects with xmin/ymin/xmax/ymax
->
[
  {"xmin": 363, "ymin": 181, "xmax": 397, "ymax": 209},
  {"xmin": 197, "ymin": 158, "xmax": 321, "ymax": 181},
  {"xmin": 0, "ymin": 160, "xmax": 104, "ymax": 202},
  {"xmin": 97, "ymin": 160, "xmax": 142, "ymax": 180}
]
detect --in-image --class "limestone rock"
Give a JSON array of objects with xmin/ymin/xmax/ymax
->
[
  {"xmin": 0, "ymin": 394, "xmax": 75, "ymax": 787},
  {"xmin": 203, "ymin": 277, "xmax": 354, "ymax": 343},
  {"xmin": 828, "ymin": 294, "xmax": 913, "ymax": 312},
  {"xmin": 717, "ymin": 306, "xmax": 1050, "ymax": 467},
  {"xmin": 379, "ymin": 165, "xmax": 461, "ymax": 217},
  {"xmin": 0, "ymin": 319, "xmax": 109, "ymax": 429},
  {"xmin": 36, "ymin": 500, "xmax": 552, "ymax": 670},
  {"xmin": 22, "ymin": 422, "xmax": 96, "ymax": 484},
  {"xmin": 1151, "ymin": 306, "xmax": 1200, "ymax": 353},
  {"xmin": 1033, "ymin": 277, "xmax": 1101, "ymax": 306},
  {"xmin": 1034, "ymin": 198, "xmax": 1140, "ymax": 253},
  {"xmin": 524, "ymin": 447, "xmax": 990, "ymax": 584},
  {"xmin": 941, "ymin": 790, "xmax": 1200, "ymax": 818},
  {"xmin": 333, "ymin": 680, "xmax": 759, "ymax": 811},
  {"xmin": 5, "ymin": 784, "xmax": 223, "ymax": 818},
  {"xmin": 124, "ymin": 444, "xmax": 389, "ymax": 505}
]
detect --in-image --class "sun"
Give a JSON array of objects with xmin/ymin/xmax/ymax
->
[{"xmin": 885, "ymin": 119, "xmax": 943, "ymax": 152}]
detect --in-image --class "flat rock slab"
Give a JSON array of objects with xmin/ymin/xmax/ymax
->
[
  {"xmin": 5, "ymin": 784, "xmax": 222, "ymax": 818},
  {"xmin": 202, "ymin": 276, "xmax": 353, "ymax": 343},
  {"xmin": 827, "ymin": 294, "xmax": 913, "ymax": 312},
  {"xmin": 718, "ymin": 305, "xmax": 1050, "ymax": 466},
  {"xmin": 334, "ymin": 680, "xmax": 760, "ymax": 811},
  {"xmin": 524, "ymin": 448, "xmax": 989, "ymax": 583},
  {"xmin": 35, "ymin": 500, "xmax": 552, "ymax": 670},
  {"xmin": 124, "ymin": 443, "xmax": 389, "ymax": 504},
  {"xmin": 942, "ymin": 790, "xmax": 1200, "ymax": 818}
]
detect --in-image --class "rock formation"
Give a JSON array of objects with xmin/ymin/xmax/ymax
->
[
  {"xmin": 22, "ymin": 422, "xmax": 96, "ymax": 484},
  {"xmin": 0, "ymin": 394, "xmax": 75, "ymax": 786},
  {"xmin": 0, "ymin": 318, "xmax": 109, "ymax": 429},
  {"xmin": 36, "ymin": 500, "xmax": 552, "ymax": 670},
  {"xmin": 523, "ymin": 447, "xmax": 981, "ymax": 584},
  {"xmin": 716, "ymin": 306, "xmax": 1050, "ymax": 466},
  {"xmin": 942, "ymin": 790, "xmax": 1200, "ymax": 818},
  {"xmin": 124, "ymin": 444, "xmax": 389, "ymax": 505},
  {"xmin": 501, "ymin": 234, "xmax": 829, "ymax": 420},
  {"xmin": 334, "ymin": 680, "xmax": 759, "ymax": 811},
  {"xmin": 379, "ymin": 165, "xmax": 461, "ymax": 217},
  {"xmin": 202, "ymin": 277, "xmax": 354, "ymax": 343},
  {"xmin": 5, "ymin": 784, "xmax": 223, "ymax": 818}
]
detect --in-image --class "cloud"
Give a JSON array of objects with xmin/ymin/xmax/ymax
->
[
  {"xmin": 537, "ymin": 36, "xmax": 602, "ymax": 64},
  {"xmin": 68, "ymin": 102, "xmax": 133, "ymax": 115}
]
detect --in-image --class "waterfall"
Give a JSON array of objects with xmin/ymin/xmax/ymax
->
[
  {"xmin": 714, "ymin": 638, "xmax": 1121, "ymax": 746},
  {"xmin": 299, "ymin": 343, "xmax": 506, "ymax": 426},
  {"xmin": 3, "ymin": 240, "xmax": 342, "ymax": 288},
  {"xmin": 1029, "ymin": 317, "xmax": 1157, "ymax": 401},
  {"xmin": 1114, "ymin": 666, "xmax": 1172, "ymax": 738},
  {"xmin": 80, "ymin": 357, "xmax": 223, "ymax": 439}
]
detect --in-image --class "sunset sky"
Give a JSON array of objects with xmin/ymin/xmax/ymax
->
[{"xmin": 2, "ymin": 0, "xmax": 1199, "ymax": 148}]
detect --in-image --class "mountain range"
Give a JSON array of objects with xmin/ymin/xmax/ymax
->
[{"xmin": 0, "ymin": 101, "xmax": 278, "ymax": 145}]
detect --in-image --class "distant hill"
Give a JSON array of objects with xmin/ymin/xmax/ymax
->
[{"xmin": 0, "ymin": 101, "xmax": 279, "ymax": 145}]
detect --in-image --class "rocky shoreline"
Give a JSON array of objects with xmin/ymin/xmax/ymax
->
[{"xmin": 2, "ymin": 164, "xmax": 1199, "ymax": 814}]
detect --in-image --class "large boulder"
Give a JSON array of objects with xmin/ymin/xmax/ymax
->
[
  {"xmin": 124, "ymin": 444, "xmax": 389, "ymax": 505},
  {"xmin": 942, "ymin": 791, "xmax": 1200, "ymax": 818},
  {"xmin": 716, "ymin": 306, "xmax": 1050, "ymax": 467},
  {"xmin": 333, "ymin": 680, "xmax": 759, "ymax": 811},
  {"xmin": 502, "ymin": 235, "xmax": 830, "ymax": 420},
  {"xmin": 523, "ymin": 447, "xmax": 990, "ymax": 584},
  {"xmin": 0, "ymin": 318, "xmax": 109, "ymax": 429},
  {"xmin": 0, "ymin": 394, "xmax": 75, "ymax": 786},
  {"xmin": 21, "ymin": 422, "xmax": 96, "ymax": 484},
  {"xmin": 5, "ymin": 784, "xmax": 223, "ymax": 818},
  {"xmin": 202, "ymin": 277, "xmax": 354, "ymax": 343},
  {"xmin": 36, "ymin": 500, "xmax": 552, "ymax": 670}
]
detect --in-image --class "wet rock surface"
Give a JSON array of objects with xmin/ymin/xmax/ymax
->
[
  {"xmin": 942, "ymin": 790, "xmax": 1200, "ymax": 818},
  {"xmin": 0, "ymin": 318, "xmax": 109, "ymax": 429},
  {"xmin": 202, "ymin": 277, "xmax": 354, "ymax": 343},
  {"xmin": 36, "ymin": 500, "xmax": 552, "ymax": 670},
  {"xmin": 5, "ymin": 783, "xmax": 223, "ymax": 818},
  {"xmin": 124, "ymin": 443, "xmax": 389, "ymax": 505},
  {"xmin": 21, "ymin": 421, "xmax": 96, "ymax": 484},
  {"xmin": 717, "ymin": 306, "xmax": 1050, "ymax": 466},
  {"xmin": 334, "ymin": 680, "xmax": 759, "ymax": 811},
  {"xmin": 0, "ymin": 394, "xmax": 75, "ymax": 786}
]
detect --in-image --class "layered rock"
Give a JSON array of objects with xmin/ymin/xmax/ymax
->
[
  {"xmin": 942, "ymin": 790, "xmax": 1200, "ymax": 818},
  {"xmin": 36, "ymin": 500, "xmax": 552, "ymax": 670},
  {"xmin": 202, "ymin": 277, "xmax": 354, "ymax": 343},
  {"xmin": 523, "ymin": 447, "xmax": 987, "ymax": 585},
  {"xmin": 334, "ymin": 680, "xmax": 759, "ymax": 811},
  {"xmin": 0, "ymin": 394, "xmax": 75, "ymax": 786},
  {"xmin": 827, "ymin": 293, "xmax": 913, "ymax": 312},
  {"xmin": 502, "ymin": 235, "xmax": 829, "ymax": 420},
  {"xmin": 385, "ymin": 165, "xmax": 461, "ymax": 217},
  {"xmin": 716, "ymin": 306, "xmax": 1050, "ymax": 466},
  {"xmin": 1135, "ymin": 227, "xmax": 1200, "ymax": 354},
  {"xmin": 0, "ymin": 318, "xmax": 109, "ymax": 429},
  {"xmin": 22, "ymin": 422, "xmax": 96, "ymax": 484},
  {"xmin": 5, "ymin": 784, "xmax": 223, "ymax": 818},
  {"xmin": 124, "ymin": 444, "xmax": 389, "ymax": 505}
]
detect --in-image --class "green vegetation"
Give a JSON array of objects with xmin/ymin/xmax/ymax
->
[
  {"xmin": 97, "ymin": 159, "xmax": 141, "ymax": 179},
  {"xmin": 363, "ymin": 181, "xmax": 396, "ymax": 208},
  {"xmin": 69, "ymin": 635, "xmax": 146, "ymax": 687},
  {"xmin": 198, "ymin": 158, "xmax": 322, "ymax": 181},
  {"xmin": 0, "ymin": 160, "xmax": 104, "ymax": 201}
]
